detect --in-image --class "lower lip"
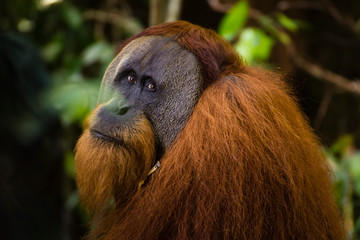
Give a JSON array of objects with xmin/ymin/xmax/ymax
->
[{"xmin": 90, "ymin": 129, "xmax": 124, "ymax": 145}]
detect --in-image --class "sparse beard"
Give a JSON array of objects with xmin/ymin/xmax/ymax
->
[{"xmin": 75, "ymin": 117, "xmax": 155, "ymax": 216}]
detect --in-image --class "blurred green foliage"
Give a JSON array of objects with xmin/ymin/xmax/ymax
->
[
  {"xmin": 327, "ymin": 135, "xmax": 360, "ymax": 238},
  {"xmin": 1, "ymin": 0, "xmax": 120, "ymax": 238},
  {"xmin": 217, "ymin": 1, "xmax": 298, "ymax": 64},
  {"xmin": 218, "ymin": 0, "xmax": 248, "ymax": 41},
  {"xmin": 235, "ymin": 27, "xmax": 274, "ymax": 64}
]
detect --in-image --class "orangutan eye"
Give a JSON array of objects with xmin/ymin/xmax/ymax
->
[
  {"xmin": 127, "ymin": 74, "xmax": 136, "ymax": 84},
  {"xmin": 146, "ymin": 81, "xmax": 157, "ymax": 92}
]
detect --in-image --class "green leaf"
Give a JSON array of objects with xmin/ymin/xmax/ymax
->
[
  {"xmin": 348, "ymin": 152, "xmax": 360, "ymax": 195},
  {"xmin": 234, "ymin": 27, "xmax": 274, "ymax": 64},
  {"xmin": 276, "ymin": 13, "xmax": 299, "ymax": 33},
  {"xmin": 325, "ymin": 149, "xmax": 340, "ymax": 173},
  {"xmin": 64, "ymin": 151, "xmax": 76, "ymax": 178},
  {"xmin": 82, "ymin": 41, "xmax": 115, "ymax": 66},
  {"xmin": 257, "ymin": 15, "xmax": 291, "ymax": 44},
  {"xmin": 47, "ymin": 80, "xmax": 100, "ymax": 125},
  {"xmin": 330, "ymin": 134, "xmax": 354, "ymax": 156},
  {"xmin": 17, "ymin": 18, "xmax": 35, "ymax": 32},
  {"xmin": 353, "ymin": 218, "xmax": 360, "ymax": 237},
  {"xmin": 276, "ymin": 31, "xmax": 291, "ymax": 44},
  {"xmin": 65, "ymin": 191, "xmax": 79, "ymax": 210},
  {"xmin": 61, "ymin": 3, "xmax": 82, "ymax": 29},
  {"xmin": 218, "ymin": 0, "xmax": 249, "ymax": 40},
  {"xmin": 42, "ymin": 37, "xmax": 63, "ymax": 62}
]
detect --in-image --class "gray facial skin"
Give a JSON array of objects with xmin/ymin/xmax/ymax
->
[{"xmin": 94, "ymin": 36, "xmax": 202, "ymax": 151}]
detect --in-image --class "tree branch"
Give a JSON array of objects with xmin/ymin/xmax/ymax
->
[
  {"xmin": 314, "ymin": 85, "xmax": 333, "ymax": 130},
  {"xmin": 207, "ymin": 0, "xmax": 233, "ymax": 13},
  {"xmin": 149, "ymin": 0, "xmax": 166, "ymax": 26},
  {"xmin": 84, "ymin": 10, "xmax": 143, "ymax": 36},
  {"xmin": 277, "ymin": 1, "xmax": 324, "ymax": 11},
  {"xmin": 285, "ymin": 44, "xmax": 360, "ymax": 95},
  {"xmin": 165, "ymin": 0, "xmax": 183, "ymax": 22},
  {"xmin": 320, "ymin": 0, "xmax": 358, "ymax": 34}
]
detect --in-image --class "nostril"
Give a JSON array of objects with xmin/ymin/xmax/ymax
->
[{"xmin": 118, "ymin": 106, "xmax": 130, "ymax": 115}]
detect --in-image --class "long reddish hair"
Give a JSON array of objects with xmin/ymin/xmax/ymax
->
[{"xmin": 83, "ymin": 21, "xmax": 345, "ymax": 239}]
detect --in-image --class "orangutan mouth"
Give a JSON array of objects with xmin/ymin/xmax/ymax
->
[{"xmin": 90, "ymin": 128, "xmax": 125, "ymax": 145}]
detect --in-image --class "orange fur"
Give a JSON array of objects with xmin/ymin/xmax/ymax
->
[
  {"xmin": 84, "ymin": 69, "xmax": 345, "ymax": 240},
  {"xmin": 76, "ymin": 21, "xmax": 345, "ymax": 239},
  {"xmin": 75, "ymin": 107, "xmax": 155, "ymax": 217}
]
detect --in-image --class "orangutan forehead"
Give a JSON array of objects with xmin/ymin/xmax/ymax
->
[
  {"xmin": 119, "ymin": 36, "xmax": 179, "ymax": 60},
  {"xmin": 107, "ymin": 36, "xmax": 200, "ymax": 85}
]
